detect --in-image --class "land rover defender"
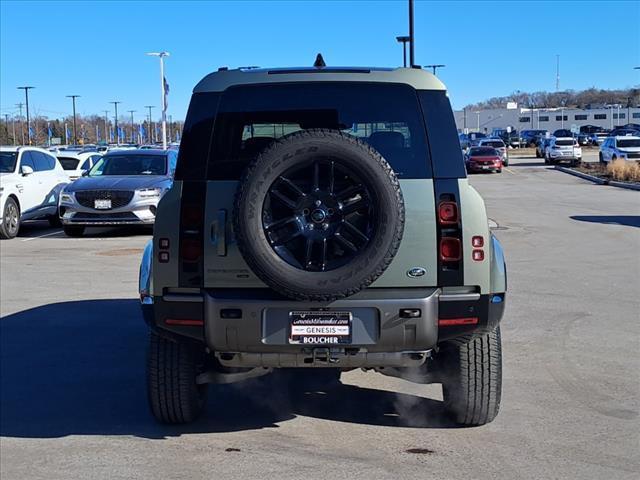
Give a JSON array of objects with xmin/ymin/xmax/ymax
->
[{"xmin": 139, "ymin": 65, "xmax": 507, "ymax": 426}]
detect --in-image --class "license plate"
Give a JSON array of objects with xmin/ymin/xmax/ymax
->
[
  {"xmin": 289, "ymin": 310, "xmax": 351, "ymax": 345},
  {"xmin": 94, "ymin": 199, "xmax": 111, "ymax": 209},
  {"xmin": 482, "ymin": 165, "xmax": 490, "ymax": 169}
]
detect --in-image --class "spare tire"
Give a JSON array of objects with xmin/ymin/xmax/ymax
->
[{"xmin": 233, "ymin": 129, "xmax": 405, "ymax": 301}]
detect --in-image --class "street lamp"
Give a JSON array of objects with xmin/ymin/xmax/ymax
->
[
  {"xmin": 396, "ymin": 36, "xmax": 410, "ymax": 67},
  {"xmin": 66, "ymin": 95, "xmax": 80, "ymax": 145},
  {"xmin": 145, "ymin": 106, "xmax": 155, "ymax": 144},
  {"xmin": 408, "ymin": 0, "xmax": 415, "ymax": 67},
  {"xmin": 146, "ymin": 51, "xmax": 170, "ymax": 149},
  {"xmin": 110, "ymin": 101, "xmax": 121, "ymax": 145},
  {"xmin": 17, "ymin": 86, "xmax": 34, "ymax": 145},
  {"xmin": 425, "ymin": 64, "xmax": 445, "ymax": 75}
]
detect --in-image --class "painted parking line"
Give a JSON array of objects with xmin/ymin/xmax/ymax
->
[
  {"xmin": 505, "ymin": 168, "xmax": 517, "ymax": 175},
  {"xmin": 21, "ymin": 230, "xmax": 63, "ymax": 242}
]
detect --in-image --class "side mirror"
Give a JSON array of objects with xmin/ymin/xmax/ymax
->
[
  {"xmin": 81, "ymin": 170, "xmax": 89, "ymax": 177},
  {"xmin": 21, "ymin": 165, "xmax": 34, "ymax": 176}
]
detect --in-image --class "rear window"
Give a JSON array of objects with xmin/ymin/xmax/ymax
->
[
  {"xmin": 207, "ymin": 83, "xmax": 431, "ymax": 180},
  {"xmin": 58, "ymin": 157, "xmax": 80, "ymax": 170}
]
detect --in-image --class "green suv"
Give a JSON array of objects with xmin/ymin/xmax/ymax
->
[{"xmin": 139, "ymin": 65, "xmax": 507, "ymax": 426}]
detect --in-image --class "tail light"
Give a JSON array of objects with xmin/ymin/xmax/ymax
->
[
  {"xmin": 181, "ymin": 238, "xmax": 202, "ymax": 262},
  {"xmin": 472, "ymin": 236, "xmax": 484, "ymax": 247},
  {"xmin": 438, "ymin": 202, "xmax": 458, "ymax": 225},
  {"xmin": 440, "ymin": 237, "xmax": 461, "ymax": 261}
]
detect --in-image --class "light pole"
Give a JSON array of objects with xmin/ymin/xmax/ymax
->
[
  {"xmin": 66, "ymin": 95, "xmax": 80, "ymax": 145},
  {"xmin": 110, "ymin": 101, "xmax": 121, "ymax": 145},
  {"xmin": 146, "ymin": 51, "xmax": 170, "ymax": 149},
  {"xmin": 408, "ymin": 0, "xmax": 415, "ymax": 67},
  {"xmin": 425, "ymin": 64, "xmax": 445, "ymax": 75},
  {"xmin": 17, "ymin": 86, "xmax": 34, "ymax": 145},
  {"xmin": 168, "ymin": 114, "xmax": 173, "ymax": 142},
  {"xmin": 396, "ymin": 36, "xmax": 410, "ymax": 67},
  {"xmin": 128, "ymin": 110, "xmax": 136, "ymax": 143},
  {"xmin": 145, "ymin": 106, "xmax": 154, "ymax": 144}
]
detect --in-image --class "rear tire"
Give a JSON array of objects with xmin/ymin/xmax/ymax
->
[
  {"xmin": 147, "ymin": 331, "xmax": 208, "ymax": 424},
  {"xmin": 63, "ymin": 225, "xmax": 85, "ymax": 237},
  {"xmin": 440, "ymin": 326, "xmax": 502, "ymax": 426},
  {"xmin": 599, "ymin": 153, "xmax": 605, "ymax": 164},
  {"xmin": 0, "ymin": 197, "xmax": 20, "ymax": 239}
]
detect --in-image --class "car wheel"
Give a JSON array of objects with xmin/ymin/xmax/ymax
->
[
  {"xmin": 147, "ymin": 331, "xmax": 208, "ymax": 424},
  {"xmin": 535, "ymin": 150, "xmax": 540, "ymax": 158},
  {"xmin": 502, "ymin": 158, "xmax": 509, "ymax": 167},
  {"xmin": 439, "ymin": 326, "xmax": 502, "ymax": 426},
  {"xmin": 233, "ymin": 129, "xmax": 405, "ymax": 301},
  {"xmin": 497, "ymin": 168, "xmax": 503, "ymax": 173},
  {"xmin": 612, "ymin": 155, "xmax": 617, "ymax": 162},
  {"xmin": 0, "ymin": 197, "xmax": 20, "ymax": 239},
  {"xmin": 63, "ymin": 225, "xmax": 85, "ymax": 237}
]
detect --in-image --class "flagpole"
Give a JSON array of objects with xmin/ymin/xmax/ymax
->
[{"xmin": 147, "ymin": 51, "xmax": 169, "ymax": 149}]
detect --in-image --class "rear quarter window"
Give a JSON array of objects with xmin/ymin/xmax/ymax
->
[{"xmin": 418, "ymin": 91, "xmax": 466, "ymax": 178}]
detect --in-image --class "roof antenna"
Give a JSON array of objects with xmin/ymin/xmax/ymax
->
[{"xmin": 313, "ymin": 53, "xmax": 326, "ymax": 68}]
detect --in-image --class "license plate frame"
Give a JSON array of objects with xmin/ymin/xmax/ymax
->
[
  {"xmin": 94, "ymin": 199, "xmax": 112, "ymax": 209},
  {"xmin": 289, "ymin": 310, "xmax": 352, "ymax": 345}
]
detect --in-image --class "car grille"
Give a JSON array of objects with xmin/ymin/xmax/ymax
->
[
  {"xmin": 626, "ymin": 152, "xmax": 640, "ymax": 159},
  {"xmin": 75, "ymin": 190, "xmax": 134, "ymax": 210}
]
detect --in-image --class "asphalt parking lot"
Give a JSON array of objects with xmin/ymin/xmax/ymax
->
[{"xmin": 1, "ymin": 151, "xmax": 638, "ymax": 480}]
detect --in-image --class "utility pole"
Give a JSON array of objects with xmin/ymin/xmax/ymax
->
[
  {"xmin": 408, "ymin": 0, "xmax": 415, "ymax": 67},
  {"xmin": 396, "ymin": 36, "xmax": 410, "ymax": 67},
  {"xmin": 128, "ymin": 110, "xmax": 136, "ymax": 143},
  {"xmin": 425, "ymin": 64, "xmax": 445, "ymax": 75},
  {"xmin": 17, "ymin": 86, "xmax": 34, "ymax": 144},
  {"xmin": 555, "ymin": 54, "xmax": 560, "ymax": 92},
  {"xmin": 12, "ymin": 117, "xmax": 17, "ymax": 146},
  {"xmin": 16, "ymin": 103, "xmax": 25, "ymax": 144},
  {"xmin": 66, "ymin": 95, "xmax": 80, "ymax": 145},
  {"xmin": 145, "ymin": 105, "xmax": 154, "ymax": 144},
  {"xmin": 168, "ymin": 114, "xmax": 173, "ymax": 142},
  {"xmin": 110, "ymin": 101, "xmax": 121, "ymax": 145}
]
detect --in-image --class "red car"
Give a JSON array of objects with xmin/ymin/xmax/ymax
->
[{"xmin": 465, "ymin": 146, "xmax": 503, "ymax": 173}]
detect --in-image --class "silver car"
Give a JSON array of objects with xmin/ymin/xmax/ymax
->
[{"xmin": 59, "ymin": 149, "xmax": 177, "ymax": 236}]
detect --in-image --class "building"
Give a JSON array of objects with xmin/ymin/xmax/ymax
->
[{"xmin": 454, "ymin": 105, "xmax": 640, "ymax": 133}]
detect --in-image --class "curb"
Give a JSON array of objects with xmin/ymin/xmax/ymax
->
[
  {"xmin": 555, "ymin": 166, "xmax": 640, "ymax": 191},
  {"xmin": 555, "ymin": 166, "xmax": 607, "ymax": 184}
]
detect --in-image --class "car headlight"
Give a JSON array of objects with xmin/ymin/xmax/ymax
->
[
  {"xmin": 137, "ymin": 188, "xmax": 162, "ymax": 198},
  {"xmin": 60, "ymin": 192, "xmax": 74, "ymax": 203}
]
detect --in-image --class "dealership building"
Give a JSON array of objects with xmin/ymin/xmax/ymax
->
[{"xmin": 453, "ymin": 104, "xmax": 640, "ymax": 133}]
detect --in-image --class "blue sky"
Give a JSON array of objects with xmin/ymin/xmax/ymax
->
[{"xmin": 1, "ymin": 0, "xmax": 639, "ymax": 122}]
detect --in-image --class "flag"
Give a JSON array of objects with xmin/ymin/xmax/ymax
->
[
  {"xmin": 110, "ymin": 127, "xmax": 114, "ymax": 142},
  {"xmin": 65, "ymin": 125, "xmax": 71, "ymax": 143},
  {"xmin": 47, "ymin": 125, "xmax": 52, "ymax": 139},
  {"xmin": 163, "ymin": 76, "xmax": 170, "ymax": 112}
]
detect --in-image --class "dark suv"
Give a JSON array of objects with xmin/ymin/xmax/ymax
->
[{"xmin": 139, "ymin": 66, "xmax": 507, "ymax": 426}]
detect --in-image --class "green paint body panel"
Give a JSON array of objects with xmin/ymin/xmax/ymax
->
[
  {"xmin": 201, "ymin": 179, "xmax": 438, "ymax": 289},
  {"xmin": 458, "ymin": 179, "xmax": 491, "ymax": 294},
  {"xmin": 151, "ymin": 180, "xmax": 182, "ymax": 292}
]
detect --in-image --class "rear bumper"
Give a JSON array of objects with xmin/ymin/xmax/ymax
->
[{"xmin": 142, "ymin": 287, "xmax": 506, "ymax": 368}]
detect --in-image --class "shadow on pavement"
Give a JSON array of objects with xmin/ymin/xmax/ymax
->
[
  {"xmin": 506, "ymin": 161, "xmax": 547, "ymax": 167},
  {"xmin": 570, "ymin": 215, "xmax": 640, "ymax": 228},
  {"xmin": 1, "ymin": 299, "xmax": 453, "ymax": 439},
  {"xmin": 16, "ymin": 221, "xmax": 151, "ymax": 239}
]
